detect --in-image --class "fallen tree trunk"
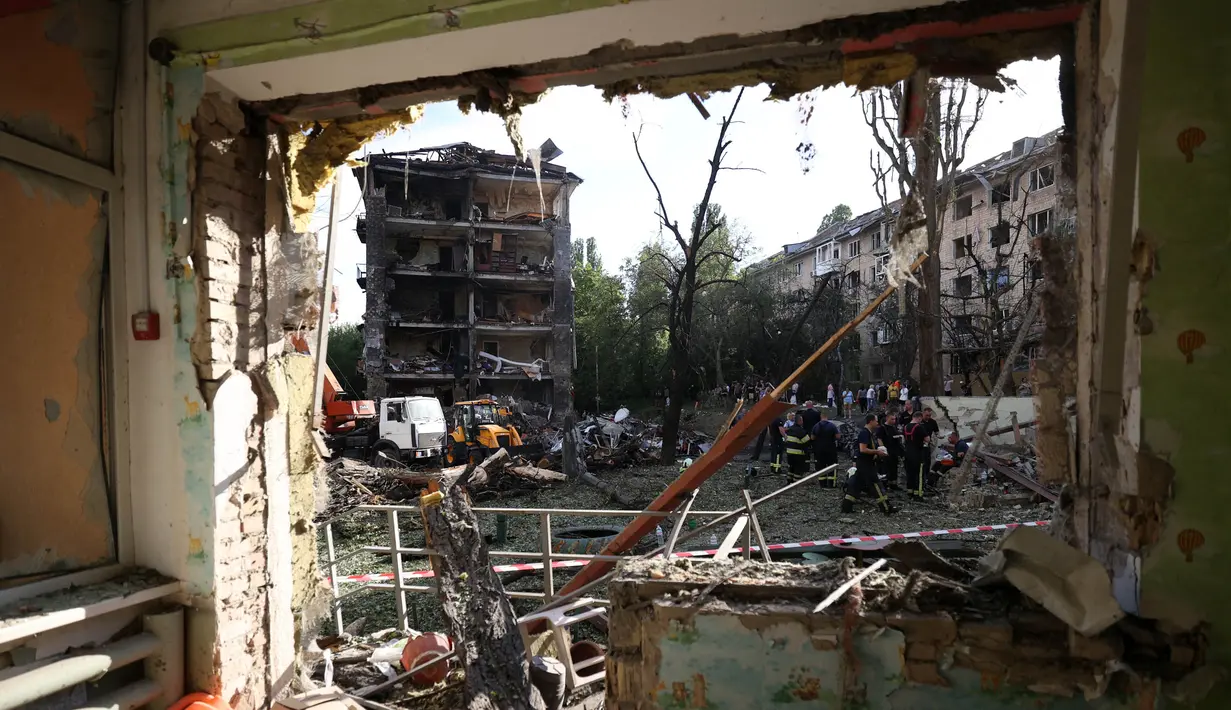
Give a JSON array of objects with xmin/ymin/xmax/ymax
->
[
  {"xmin": 507, "ymin": 465, "xmax": 568, "ymax": 482},
  {"xmin": 463, "ymin": 447, "xmax": 510, "ymax": 488},
  {"xmin": 423, "ymin": 488, "xmax": 546, "ymax": 710}
]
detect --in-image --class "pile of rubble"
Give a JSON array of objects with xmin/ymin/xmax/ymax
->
[
  {"xmin": 319, "ymin": 449, "xmax": 568, "ymax": 521},
  {"xmin": 496, "ymin": 400, "xmax": 713, "ymax": 471}
]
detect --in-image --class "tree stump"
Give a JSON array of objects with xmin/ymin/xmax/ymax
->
[{"xmin": 423, "ymin": 488, "xmax": 545, "ymax": 710}]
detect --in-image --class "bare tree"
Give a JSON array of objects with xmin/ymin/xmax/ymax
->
[
  {"xmin": 633, "ymin": 89, "xmax": 748, "ymax": 462},
  {"xmin": 863, "ymin": 78, "xmax": 988, "ymax": 395}
]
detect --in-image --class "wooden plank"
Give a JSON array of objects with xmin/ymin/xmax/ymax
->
[
  {"xmin": 742, "ymin": 490, "xmax": 772, "ymax": 563},
  {"xmin": 713, "ymin": 517, "xmax": 749, "ymax": 561}
]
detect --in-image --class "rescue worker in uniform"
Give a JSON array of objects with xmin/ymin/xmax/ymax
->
[
  {"xmin": 800, "ymin": 401, "xmax": 821, "ymax": 467},
  {"xmin": 752, "ymin": 412, "xmax": 787, "ymax": 471},
  {"xmin": 842, "ymin": 414, "xmax": 894, "ymax": 514},
  {"xmin": 811, "ymin": 410, "xmax": 840, "ymax": 487},
  {"xmin": 769, "ymin": 414, "xmax": 787, "ymax": 473},
  {"xmin": 783, "ymin": 412, "xmax": 812, "ymax": 479},
  {"xmin": 902, "ymin": 410, "xmax": 930, "ymax": 498},
  {"xmin": 877, "ymin": 410, "xmax": 903, "ymax": 490}
]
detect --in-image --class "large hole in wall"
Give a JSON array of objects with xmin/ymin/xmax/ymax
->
[{"xmin": 222, "ymin": 0, "xmax": 1083, "ymax": 642}]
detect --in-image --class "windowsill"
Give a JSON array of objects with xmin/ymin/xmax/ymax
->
[{"xmin": 0, "ymin": 567, "xmax": 180, "ymax": 646}]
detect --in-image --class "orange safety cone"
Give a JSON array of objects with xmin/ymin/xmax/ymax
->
[{"xmin": 169, "ymin": 694, "xmax": 232, "ymax": 710}]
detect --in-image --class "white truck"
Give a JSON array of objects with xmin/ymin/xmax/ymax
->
[{"xmin": 329, "ymin": 396, "xmax": 448, "ymax": 466}]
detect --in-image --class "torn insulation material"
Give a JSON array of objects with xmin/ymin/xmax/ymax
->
[{"xmin": 286, "ymin": 107, "xmax": 424, "ymax": 230}]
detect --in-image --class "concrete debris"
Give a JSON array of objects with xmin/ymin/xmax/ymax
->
[{"xmin": 975, "ymin": 525, "xmax": 1125, "ymax": 636}]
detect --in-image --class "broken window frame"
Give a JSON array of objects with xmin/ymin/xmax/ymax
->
[
  {"xmin": 846, "ymin": 239, "xmax": 861, "ymax": 258},
  {"xmin": 952, "ymin": 234, "xmax": 973, "ymax": 259},
  {"xmin": 955, "ymin": 274, "xmax": 974, "ymax": 297},
  {"xmin": 990, "ymin": 222, "xmax": 1012, "ymax": 248},
  {"xmin": 955, "ymin": 194, "xmax": 974, "ymax": 220},
  {"xmin": 990, "ymin": 182, "xmax": 1013, "ymax": 204},
  {"xmin": 1029, "ymin": 163, "xmax": 1056, "ymax": 191},
  {"xmin": 1027, "ymin": 208, "xmax": 1053, "ymax": 236}
]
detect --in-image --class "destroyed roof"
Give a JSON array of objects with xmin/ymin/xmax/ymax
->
[
  {"xmin": 363, "ymin": 141, "xmax": 583, "ymax": 183},
  {"xmin": 953, "ymin": 128, "xmax": 1062, "ymax": 188},
  {"xmin": 743, "ymin": 201, "xmax": 900, "ymax": 274}
]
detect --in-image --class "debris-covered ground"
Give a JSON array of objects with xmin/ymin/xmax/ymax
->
[
  {"xmin": 317, "ymin": 432, "xmax": 1053, "ymax": 637},
  {"xmin": 311, "ymin": 403, "xmax": 1058, "ymax": 708}
]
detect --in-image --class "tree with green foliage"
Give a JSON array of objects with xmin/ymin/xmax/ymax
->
[
  {"xmin": 632, "ymin": 89, "xmax": 750, "ymax": 461},
  {"xmin": 326, "ymin": 322, "xmax": 367, "ymax": 397},
  {"xmin": 817, "ymin": 203, "xmax": 853, "ymax": 233},
  {"xmin": 572, "ymin": 237, "xmax": 633, "ymax": 412}
]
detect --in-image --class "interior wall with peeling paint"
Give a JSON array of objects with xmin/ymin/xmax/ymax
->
[
  {"xmin": 0, "ymin": 1, "xmax": 119, "ymax": 578},
  {"xmin": 1136, "ymin": 1, "xmax": 1231, "ymax": 706}
]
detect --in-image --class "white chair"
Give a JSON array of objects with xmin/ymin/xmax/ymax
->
[{"xmin": 518, "ymin": 597, "xmax": 607, "ymax": 692}]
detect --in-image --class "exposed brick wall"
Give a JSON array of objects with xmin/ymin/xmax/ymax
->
[
  {"xmin": 188, "ymin": 92, "xmax": 309, "ymax": 709},
  {"xmin": 192, "ymin": 93, "xmax": 268, "ymax": 399}
]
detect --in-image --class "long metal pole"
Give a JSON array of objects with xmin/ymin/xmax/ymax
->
[{"xmin": 313, "ymin": 174, "xmax": 344, "ymax": 417}]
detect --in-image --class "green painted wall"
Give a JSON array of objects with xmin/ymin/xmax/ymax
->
[
  {"xmin": 162, "ymin": 0, "xmax": 639, "ymax": 69},
  {"xmin": 652, "ymin": 613, "xmax": 1143, "ymax": 709},
  {"xmin": 1137, "ymin": 0, "xmax": 1231, "ymax": 707}
]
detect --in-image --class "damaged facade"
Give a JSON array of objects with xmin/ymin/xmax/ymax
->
[
  {"xmin": 748, "ymin": 130, "xmax": 1070, "ymax": 389},
  {"xmin": 355, "ymin": 143, "xmax": 579, "ymax": 409},
  {"xmin": 2, "ymin": 0, "xmax": 1227, "ymax": 707}
]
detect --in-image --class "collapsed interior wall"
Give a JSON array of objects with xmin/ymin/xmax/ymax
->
[
  {"xmin": 0, "ymin": 0, "xmax": 119, "ymax": 578},
  {"xmin": 608, "ymin": 559, "xmax": 1201, "ymax": 709}
]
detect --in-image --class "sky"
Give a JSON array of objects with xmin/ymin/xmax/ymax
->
[{"xmin": 312, "ymin": 58, "xmax": 1062, "ymax": 324}]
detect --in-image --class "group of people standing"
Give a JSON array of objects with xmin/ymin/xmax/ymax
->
[
  {"xmin": 751, "ymin": 397, "xmax": 970, "ymax": 516},
  {"xmin": 830, "ymin": 380, "xmax": 915, "ymax": 417}
]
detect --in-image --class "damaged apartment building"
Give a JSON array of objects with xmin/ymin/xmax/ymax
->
[
  {"xmin": 354, "ymin": 143, "xmax": 580, "ymax": 407},
  {"xmin": 750, "ymin": 129, "xmax": 1069, "ymax": 389},
  {"xmin": 4, "ymin": 0, "xmax": 1227, "ymax": 707}
]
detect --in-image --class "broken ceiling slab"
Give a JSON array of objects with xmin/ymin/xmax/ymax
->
[{"xmin": 977, "ymin": 526, "xmax": 1125, "ymax": 636}]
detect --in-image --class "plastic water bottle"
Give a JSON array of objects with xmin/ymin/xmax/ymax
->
[
  {"xmin": 709, "ymin": 533, "xmax": 719, "ymax": 547},
  {"xmin": 655, "ymin": 525, "xmax": 665, "ymax": 547}
]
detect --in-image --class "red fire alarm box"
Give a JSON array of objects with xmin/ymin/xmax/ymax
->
[{"xmin": 132, "ymin": 311, "xmax": 161, "ymax": 341}]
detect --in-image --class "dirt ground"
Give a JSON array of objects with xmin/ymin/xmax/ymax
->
[{"xmin": 318, "ymin": 444, "xmax": 1052, "ymax": 636}]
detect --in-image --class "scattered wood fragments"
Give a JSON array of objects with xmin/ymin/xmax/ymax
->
[{"xmin": 422, "ymin": 482, "xmax": 546, "ymax": 710}]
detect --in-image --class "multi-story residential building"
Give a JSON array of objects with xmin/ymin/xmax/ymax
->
[
  {"xmin": 746, "ymin": 204, "xmax": 901, "ymax": 383},
  {"xmin": 354, "ymin": 143, "xmax": 581, "ymax": 408},
  {"xmin": 748, "ymin": 129, "xmax": 1069, "ymax": 391},
  {"xmin": 937, "ymin": 129, "xmax": 1068, "ymax": 391}
]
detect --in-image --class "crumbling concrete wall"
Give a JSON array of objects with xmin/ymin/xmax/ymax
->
[
  {"xmin": 0, "ymin": 1, "xmax": 119, "ymax": 577},
  {"xmin": 924, "ymin": 396, "xmax": 1035, "ymax": 445},
  {"xmin": 608, "ymin": 559, "xmax": 1194, "ymax": 709},
  {"xmin": 363, "ymin": 186, "xmax": 390, "ymax": 399},
  {"xmin": 550, "ymin": 224, "xmax": 573, "ymax": 416}
]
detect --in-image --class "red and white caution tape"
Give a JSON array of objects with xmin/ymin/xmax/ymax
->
[{"xmin": 332, "ymin": 520, "xmax": 1048, "ymax": 584}]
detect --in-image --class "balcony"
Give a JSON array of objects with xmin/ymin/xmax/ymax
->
[
  {"xmin": 814, "ymin": 259, "xmax": 841, "ymax": 277},
  {"xmin": 356, "ymin": 263, "xmax": 366, "ymax": 289}
]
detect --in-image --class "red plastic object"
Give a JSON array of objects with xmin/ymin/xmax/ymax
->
[
  {"xmin": 132, "ymin": 311, "xmax": 161, "ymax": 341},
  {"xmin": 401, "ymin": 632, "xmax": 453, "ymax": 685},
  {"xmin": 168, "ymin": 693, "xmax": 231, "ymax": 710}
]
